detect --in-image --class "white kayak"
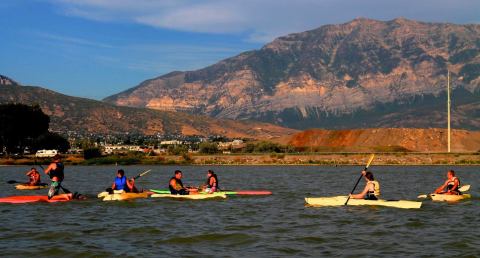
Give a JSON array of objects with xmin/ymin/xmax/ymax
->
[
  {"xmin": 305, "ymin": 196, "xmax": 422, "ymax": 209},
  {"xmin": 151, "ymin": 193, "xmax": 227, "ymax": 200},
  {"xmin": 430, "ymin": 193, "xmax": 471, "ymax": 202}
]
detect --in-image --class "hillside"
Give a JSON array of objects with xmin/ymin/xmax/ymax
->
[
  {"xmin": 288, "ymin": 128, "xmax": 480, "ymax": 152},
  {"xmin": 0, "ymin": 83, "xmax": 297, "ymax": 139},
  {"xmin": 104, "ymin": 18, "xmax": 480, "ymax": 130}
]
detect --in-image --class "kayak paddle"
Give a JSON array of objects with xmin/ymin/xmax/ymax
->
[
  {"xmin": 8, "ymin": 180, "xmax": 47, "ymax": 186},
  {"xmin": 344, "ymin": 154, "xmax": 375, "ymax": 205},
  {"xmin": 133, "ymin": 169, "xmax": 152, "ymax": 180},
  {"xmin": 417, "ymin": 184, "xmax": 471, "ymax": 198}
]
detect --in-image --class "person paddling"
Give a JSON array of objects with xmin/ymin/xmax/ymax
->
[
  {"xmin": 44, "ymin": 154, "xmax": 71, "ymax": 199},
  {"xmin": 349, "ymin": 170, "xmax": 380, "ymax": 200},
  {"xmin": 110, "ymin": 169, "xmax": 138, "ymax": 193},
  {"xmin": 169, "ymin": 170, "xmax": 192, "ymax": 195},
  {"xmin": 434, "ymin": 170, "xmax": 461, "ymax": 195},
  {"xmin": 26, "ymin": 168, "xmax": 41, "ymax": 186},
  {"xmin": 203, "ymin": 170, "xmax": 219, "ymax": 193}
]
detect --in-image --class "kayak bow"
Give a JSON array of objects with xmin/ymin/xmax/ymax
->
[{"xmin": 0, "ymin": 194, "xmax": 72, "ymax": 204}]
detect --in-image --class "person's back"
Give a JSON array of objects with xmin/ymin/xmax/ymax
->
[
  {"xmin": 205, "ymin": 170, "xmax": 219, "ymax": 193},
  {"xmin": 44, "ymin": 154, "xmax": 70, "ymax": 199},
  {"xmin": 366, "ymin": 179, "xmax": 380, "ymax": 200},
  {"xmin": 114, "ymin": 175, "xmax": 128, "ymax": 191}
]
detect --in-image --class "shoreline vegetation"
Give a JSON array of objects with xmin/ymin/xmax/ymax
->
[{"xmin": 1, "ymin": 152, "xmax": 479, "ymax": 166}]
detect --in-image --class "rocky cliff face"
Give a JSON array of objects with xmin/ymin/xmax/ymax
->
[
  {"xmin": 104, "ymin": 18, "xmax": 480, "ymax": 129},
  {"xmin": 288, "ymin": 128, "xmax": 480, "ymax": 152},
  {"xmin": 0, "ymin": 83, "xmax": 297, "ymax": 139}
]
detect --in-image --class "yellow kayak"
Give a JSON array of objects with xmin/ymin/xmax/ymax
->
[
  {"xmin": 430, "ymin": 194, "xmax": 471, "ymax": 202},
  {"xmin": 15, "ymin": 184, "xmax": 48, "ymax": 190},
  {"xmin": 305, "ymin": 196, "xmax": 422, "ymax": 209},
  {"xmin": 101, "ymin": 191, "xmax": 150, "ymax": 201},
  {"xmin": 97, "ymin": 190, "xmax": 126, "ymax": 198},
  {"xmin": 151, "ymin": 193, "xmax": 227, "ymax": 200}
]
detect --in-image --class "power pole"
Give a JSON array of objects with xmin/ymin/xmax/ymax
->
[{"xmin": 447, "ymin": 70, "xmax": 451, "ymax": 153}]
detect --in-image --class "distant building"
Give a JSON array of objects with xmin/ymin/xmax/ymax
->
[
  {"xmin": 218, "ymin": 139, "xmax": 245, "ymax": 150},
  {"xmin": 35, "ymin": 149, "xmax": 58, "ymax": 157},
  {"xmin": 104, "ymin": 145, "xmax": 144, "ymax": 154},
  {"xmin": 160, "ymin": 140, "xmax": 183, "ymax": 145}
]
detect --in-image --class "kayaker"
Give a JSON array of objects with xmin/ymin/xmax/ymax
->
[
  {"xmin": 44, "ymin": 154, "xmax": 71, "ymax": 199},
  {"xmin": 110, "ymin": 169, "xmax": 137, "ymax": 193},
  {"xmin": 434, "ymin": 170, "xmax": 461, "ymax": 195},
  {"xmin": 203, "ymin": 170, "xmax": 219, "ymax": 193},
  {"xmin": 169, "ymin": 170, "xmax": 191, "ymax": 195},
  {"xmin": 349, "ymin": 170, "xmax": 381, "ymax": 200},
  {"xmin": 25, "ymin": 168, "xmax": 41, "ymax": 186}
]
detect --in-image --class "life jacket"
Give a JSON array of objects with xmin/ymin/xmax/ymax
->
[
  {"xmin": 169, "ymin": 177, "xmax": 184, "ymax": 192},
  {"xmin": 206, "ymin": 174, "xmax": 219, "ymax": 189},
  {"xmin": 49, "ymin": 162, "xmax": 64, "ymax": 182},
  {"xmin": 114, "ymin": 176, "xmax": 128, "ymax": 191},
  {"xmin": 367, "ymin": 180, "xmax": 381, "ymax": 197},
  {"xmin": 447, "ymin": 177, "xmax": 460, "ymax": 192}
]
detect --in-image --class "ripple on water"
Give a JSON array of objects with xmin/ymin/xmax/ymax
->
[{"xmin": 158, "ymin": 233, "xmax": 256, "ymax": 247}]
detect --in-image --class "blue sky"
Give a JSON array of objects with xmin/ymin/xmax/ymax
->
[{"xmin": 0, "ymin": 0, "xmax": 479, "ymax": 99}]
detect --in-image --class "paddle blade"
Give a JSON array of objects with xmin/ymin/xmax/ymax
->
[
  {"xmin": 417, "ymin": 194, "xmax": 428, "ymax": 199},
  {"xmin": 459, "ymin": 185, "xmax": 470, "ymax": 192},
  {"xmin": 365, "ymin": 154, "xmax": 375, "ymax": 169},
  {"xmin": 7, "ymin": 180, "xmax": 19, "ymax": 184}
]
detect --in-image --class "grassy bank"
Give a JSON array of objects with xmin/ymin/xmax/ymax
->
[{"xmin": 1, "ymin": 152, "xmax": 479, "ymax": 166}]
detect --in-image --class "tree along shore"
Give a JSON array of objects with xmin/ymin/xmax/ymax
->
[{"xmin": 1, "ymin": 152, "xmax": 479, "ymax": 166}]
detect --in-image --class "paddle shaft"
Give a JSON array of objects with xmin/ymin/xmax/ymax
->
[
  {"xmin": 133, "ymin": 169, "xmax": 152, "ymax": 180},
  {"xmin": 344, "ymin": 154, "xmax": 375, "ymax": 205}
]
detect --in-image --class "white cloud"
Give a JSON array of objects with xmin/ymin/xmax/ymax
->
[
  {"xmin": 51, "ymin": 0, "xmax": 480, "ymax": 42},
  {"xmin": 35, "ymin": 32, "xmax": 114, "ymax": 48}
]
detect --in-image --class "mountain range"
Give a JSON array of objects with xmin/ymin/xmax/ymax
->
[
  {"xmin": 0, "ymin": 81, "xmax": 297, "ymax": 139},
  {"xmin": 104, "ymin": 18, "xmax": 480, "ymax": 130}
]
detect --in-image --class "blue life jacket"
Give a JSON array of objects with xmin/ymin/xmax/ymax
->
[{"xmin": 114, "ymin": 176, "xmax": 127, "ymax": 191}]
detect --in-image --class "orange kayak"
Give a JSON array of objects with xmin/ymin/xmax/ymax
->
[{"xmin": 0, "ymin": 194, "xmax": 72, "ymax": 203}]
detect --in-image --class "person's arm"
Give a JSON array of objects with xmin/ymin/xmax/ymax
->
[
  {"xmin": 26, "ymin": 170, "xmax": 33, "ymax": 176},
  {"xmin": 170, "ymin": 179, "xmax": 176, "ymax": 189},
  {"xmin": 434, "ymin": 180, "xmax": 448, "ymax": 194},
  {"xmin": 44, "ymin": 163, "xmax": 56, "ymax": 174},
  {"xmin": 350, "ymin": 184, "xmax": 368, "ymax": 199},
  {"xmin": 111, "ymin": 182, "xmax": 116, "ymax": 190}
]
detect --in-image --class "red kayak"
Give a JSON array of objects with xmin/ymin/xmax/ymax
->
[{"xmin": 0, "ymin": 194, "xmax": 72, "ymax": 204}]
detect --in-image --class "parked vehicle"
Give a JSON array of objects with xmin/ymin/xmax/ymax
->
[{"xmin": 35, "ymin": 149, "xmax": 58, "ymax": 158}]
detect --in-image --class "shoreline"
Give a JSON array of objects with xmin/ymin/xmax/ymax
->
[{"xmin": 1, "ymin": 153, "xmax": 478, "ymax": 166}]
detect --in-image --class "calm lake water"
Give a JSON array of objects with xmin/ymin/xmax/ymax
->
[{"xmin": 0, "ymin": 165, "xmax": 479, "ymax": 257}]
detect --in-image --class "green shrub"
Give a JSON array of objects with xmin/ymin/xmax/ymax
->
[{"xmin": 83, "ymin": 148, "xmax": 102, "ymax": 159}]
